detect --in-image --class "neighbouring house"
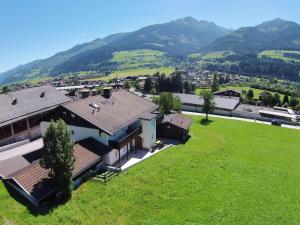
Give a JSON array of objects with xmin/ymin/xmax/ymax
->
[
  {"xmin": 213, "ymin": 89, "xmax": 241, "ymax": 98},
  {"xmin": 40, "ymin": 88, "xmax": 159, "ymax": 166},
  {"xmin": 174, "ymin": 93, "xmax": 240, "ymax": 116},
  {"xmin": 0, "ymin": 85, "xmax": 71, "ymax": 147},
  {"xmin": 157, "ymin": 114, "xmax": 193, "ymax": 141}
]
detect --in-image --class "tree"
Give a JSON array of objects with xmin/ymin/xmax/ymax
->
[
  {"xmin": 133, "ymin": 80, "xmax": 140, "ymax": 90},
  {"xmin": 183, "ymin": 81, "xmax": 192, "ymax": 93},
  {"xmin": 283, "ymin": 94, "xmax": 289, "ymax": 105},
  {"xmin": 154, "ymin": 92, "xmax": 181, "ymax": 114},
  {"xmin": 247, "ymin": 89, "xmax": 254, "ymax": 99},
  {"xmin": 171, "ymin": 71, "xmax": 183, "ymax": 92},
  {"xmin": 40, "ymin": 119, "xmax": 75, "ymax": 199},
  {"xmin": 259, "ymin": 91, "xmax": 273, "ymax": 106},
  {"xmin": 124, "ymin": 80, "xmax": 131, "ymax": 90},
  {"xmin": 211, "ymin": 73, "xmax": 219, "ymax": 93},
  {"xmin": 295, "ymin": 103, "xmax": 300, "ymax": 112},
  {"xmin": 143, "ymin": 78, "xmax": 153, "ymax": 93},
  {"xmin": 2, "ymin": 86, "xmax": 8, "ymax": 94},
  {"xmin": 273, "ymin": 93, "xmax": 281, "ymax": 106},
  {"xmin": 150, "ymin": 88, "xmax": 157, "ymax": 95},
  {"xmin": 290, "ymin": 97, "xmax": 299, "ymax": 108},
  {"xmin": 201, "ymin": 90, "xmax": 215, "ymax": 121}
]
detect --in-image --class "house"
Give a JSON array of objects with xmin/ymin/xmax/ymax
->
[
  {"xmin": 0, "ymin": 85, "xmax": 71, "ymax": 147},
  {"xmin": 41, "ymin": 88, "xmax": 159, "ymax": 166},
  {"xmin": 174, "ymin": 93, "xmax": 240, "ymax": 116},
  {"xmin": 157, "ymin": 114, "xmax": 193, "ymax": 141}
]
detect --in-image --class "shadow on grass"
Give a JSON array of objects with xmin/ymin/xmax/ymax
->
[
  {"xmin": 3, "ymin": 181, "xmax": 68, "ymax": 216},
  {"xmin": 200, "ymin": 118, "xmax": 213, "ymax": 126}
]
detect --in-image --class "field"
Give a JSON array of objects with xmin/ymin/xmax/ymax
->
[
  {"xmin": 111, "ymin": 49, "xmax": 169, "ymax": 70},
  {"xmin": 84, "ymin": 67, "xmax": 175, "ymax": 82},
  {"xmin": 189, "ymin": 51, "xmax": 234, "ymax": 60},
  {"xmin": 258, "ymin": 50, "xmax": 300, "ymax": 63},
  {"xmin": 1, "ymin": 116, "xmax": 300, "ymax": 225},
  {"xmin": 195, "ymin": 85, "xmax": 285, "ymax": 99}
]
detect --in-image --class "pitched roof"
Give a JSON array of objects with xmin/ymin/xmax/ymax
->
[
  {"xmin": 162, "ymin": 114, "xmax": 193, "ymax": 130},
  {"xmin": 0, "ymin": 85, "xmax": 71, "ymax": 127},
  {"xmin": 62, "ymin": 89, "xmax": 158, "ymax": 134},
  {"xmin": 6, "ymin": 138, "xmax": 110, "ymax": 203},
  {"xmin": 174, "ymin": 93, "xmax": 240, "ymax": 111},
  {"xmin": 0, "ymin": 156, "xmax": 30, "ymax": 178}
]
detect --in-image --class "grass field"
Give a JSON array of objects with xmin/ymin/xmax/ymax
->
[
  {"xmin": 258, "ymin": 50, "xmax": 300, "ymax": 63},
  {"xmin": 111, "ymin": 49, "xmax": 168, "ymax": 70},
  {"xmin": 1, "ymin": 116, "xmax": 300, "ymax": 225},
  {"xmin": 85, "ymin": 67, "xmax": 175, "ymax": 82},
  {"xmin": 189, "ymin": 51, "xmax": 235, "ymax": 60},
  {"xmin": 195, "ymin": 85, "xmax": 285, "ymax": 99}
]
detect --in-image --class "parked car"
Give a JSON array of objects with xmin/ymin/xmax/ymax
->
[{"xmin": 271, "ymin": 120, "xmax": 281, "ymax": 126}]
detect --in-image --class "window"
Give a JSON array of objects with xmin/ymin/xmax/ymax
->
[
  {"xmin": 13, "ymin": 120, "xmax": 27, "ymax": 134},
  {"xmin": 0, "ymin": 125, "xmax": 12, "ymax": 140}
]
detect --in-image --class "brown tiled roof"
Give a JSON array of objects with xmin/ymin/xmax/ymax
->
[
  {"xmin": 163, "ymin": 114, "xmax": 193, "ymax": 130},
  {"xmin": 0, "ymin": 85, "xmax": 71, "ymax": 127},
  {"xmin": 62, "ymin": 90, "xmax": 158, "ymax": 134},
  {"xmin": 7, "ymin": 138, "xmax": 110, "ymax": 203}
]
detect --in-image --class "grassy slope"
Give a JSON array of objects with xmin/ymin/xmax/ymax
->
[
  {"xmin": 189, "ymin": 51, "xmax": 234, "ymax": 60},
  {"xmin": 195, "ymin": 86, "xmax": 285, "ymax": 99},
  {"xmin": 1, "ymin": 116, "xmax": 300, "ymax": 225},
  {"xmin": 111, "ymin": 49, "xmax": 168, "ymax": 69},
  {"xmin": 258, "ymin": 50, "xmax": 300, "ymax": 63}
]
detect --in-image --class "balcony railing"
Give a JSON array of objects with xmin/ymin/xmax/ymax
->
[{"xmin": 109, "ymin": 127, "xmax": 142, "ymax": 149}]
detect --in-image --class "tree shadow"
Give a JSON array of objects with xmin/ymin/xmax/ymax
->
[
  {"xmin": 200, "ymin": 118, "xmax": 213, "ymax": 126},
  {"xmin": 2, "ymin": 181, "xmax": 68, "ymax": 216}
]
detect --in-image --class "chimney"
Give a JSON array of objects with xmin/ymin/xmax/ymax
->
[
  {"xmin": 12, "ymin": 98, "xmax": 17, "ymax": 105},
  {"xmin": 102, "ymin": 87, "xmax": 112, "ymax": 99},
  {"xmin": 40, "ymin": 92, "xmax": 45, "ymax": 98}
]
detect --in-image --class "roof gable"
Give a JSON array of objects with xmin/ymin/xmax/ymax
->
[{"xmin": 62, "ymin": 90, "xmax": 158, "ymax": 134}]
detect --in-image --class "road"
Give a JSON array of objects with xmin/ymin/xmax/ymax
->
[{"xmin": 182, "ymin": 111, "xmax": 300, "ymax": 130}]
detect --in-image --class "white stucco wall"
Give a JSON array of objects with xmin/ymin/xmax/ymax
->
[
  {"xmin": 140, "ymin": 118, "xmax": 156, "ymax": 150},
  {"xmin": 40, "ymin": 122, "xmax": 109, "ymax": 144}
]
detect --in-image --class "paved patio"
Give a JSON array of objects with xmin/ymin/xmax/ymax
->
[
  {"xmin": 120, "ymin": 143, "xmax": 173, "ymax": 170},
  {"xmin": 0, "ymin": 138, "xmax": 43, "ymax": 162}
]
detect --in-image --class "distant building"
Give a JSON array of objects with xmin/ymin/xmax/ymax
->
[{"xmin": 174, "ymin": 93, "xmax": 240, "ymax": 116}]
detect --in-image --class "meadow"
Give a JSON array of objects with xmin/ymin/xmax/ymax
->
[{"xmin": 0, "ymin": 116, "xmax": 300, "ymax": 225}]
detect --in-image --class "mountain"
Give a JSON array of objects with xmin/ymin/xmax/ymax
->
[
  {"xmin": 203, "ymin": 18, "xmax": 300, "ymax": 53},
  {"xmin": 0, "ymin": 33, "xmax": 128, "ymax": 84},
  {"xmin": 0, "ymin": 17, "xmax": 230, "ymax": 84}
]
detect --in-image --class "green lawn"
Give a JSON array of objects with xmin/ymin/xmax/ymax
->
[
  {"xmin": 1, "ymin": 116, "xmax": 300, "ymax": 225},
  {"xmin": 195, "ymin": 86, "xmax": 285, "ymax": 99}
]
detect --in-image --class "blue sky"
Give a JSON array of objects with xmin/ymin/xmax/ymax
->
[{"xmin": 0, "ymin": 0, "xmax": 299, "ymax": 73}]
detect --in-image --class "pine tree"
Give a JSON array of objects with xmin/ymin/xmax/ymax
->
[
  {"xmin": 40, "ymin": 119, "xmax": 75, "ymax": 199},
  {"xmin": 201, "ymin": 90, "xmax": 215, "ymax": 121},
  {"xmin": 143, "ymin": 78, "xmax": 153, "ymax": 93},
  {"xmin": 211, "ymin": 73, "xmax": 219, "ymax": 93}
]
